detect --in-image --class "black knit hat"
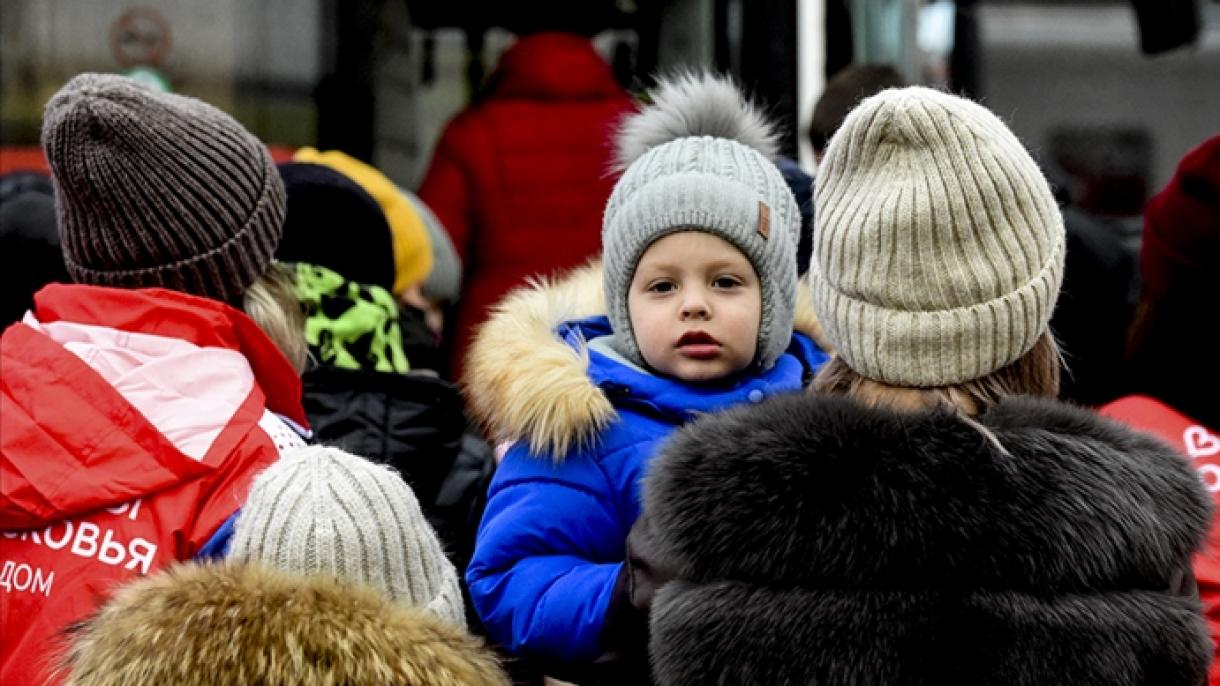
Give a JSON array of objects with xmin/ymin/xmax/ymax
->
[
  {"xmin": 276, "ymin": 162, "xmax": 396, "ymax": 291},
  {"xmin": 0, "ymin": 172, "xmax": 67, "ymax": 326},
  {"xmin": 41, "ymin": 73, "xmax": 285, "ymax": 303}
]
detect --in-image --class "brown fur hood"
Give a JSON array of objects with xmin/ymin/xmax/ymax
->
[
  {"xmin": 463, "ymin": 260, "xmax": 830, "ymax": 458},
  {"xmin": 61, "ymin": 562, "xmax": 509, "ymax": 686}
]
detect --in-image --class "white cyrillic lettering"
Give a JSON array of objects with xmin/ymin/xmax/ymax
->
[
  {"xmin": 0, "ymin": 561, "xmax": 14, "ymax": 591},
  {"xmin": 11, "ymin": 564, "xmax": 31, "ymax": 591},
  {"xmin": 103, "ymin": 499, "xmax": 143, "ymax": 521},
  {"xmin": 71, "ymin": 521, "xmax": 100, "ymax": 557},
  {"xmin": 97, "ymin": 529, "xmax": 126, "ymax": 566},
  {"xmin": 125, "ymin": 539, "xmax": 157, "ymax": 574},
  {"xmin": 0, "ymin": 563, "xmax": 56, "ymax": 595},
  {"xmin": 13, "ymin": 530, "xmax": 40, "ymax": 544},
  {"xmin": 32, "ymin": 568, "xmax": 54, "ymax": 596},
  {"xmin": 42, "ymin": 521, "xmax": 73, "ymax": 550}
]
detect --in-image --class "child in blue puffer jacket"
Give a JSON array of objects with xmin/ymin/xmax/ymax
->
[{"xmin": 462, "ymin": 72, "xmax": 830, "ymax": 679}]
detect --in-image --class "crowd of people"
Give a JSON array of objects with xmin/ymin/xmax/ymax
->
[{"xmin": 1, "ymin": 26, "xmax": 1218, "ymax": 686}]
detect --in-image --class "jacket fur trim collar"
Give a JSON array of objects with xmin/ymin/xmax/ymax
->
[{"xmin": 62, "ymin": 562, "xmax": 508, "ymax": 686}]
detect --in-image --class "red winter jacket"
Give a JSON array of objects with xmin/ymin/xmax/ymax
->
[
  {"xmin": 1100, "ymin": 395, "xmax": 1220, "ymax": 685},
  {"xmin": 0, "ymin": 285, "xmax": 309, "ymax": 685},
  {"xmin": 417, "ymin": 32, "xmax": 633, "ymax": 379}
]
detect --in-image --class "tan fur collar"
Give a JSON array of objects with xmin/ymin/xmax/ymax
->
[{"xmin": 62, "ymin": 562, "xmax": 508, "ymax": 686}]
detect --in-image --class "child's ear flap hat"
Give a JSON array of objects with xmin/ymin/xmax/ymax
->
[
  {"xmin": 811, "ymin": 86, "xmax": 1066, "ymax": 387},
  {"xmin": 602, "ymin": 71, "xmax": 800, "ymax": 371}
]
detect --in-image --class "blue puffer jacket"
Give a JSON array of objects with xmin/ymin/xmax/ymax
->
[{"xmin": 463, "ymin": 265, "xmax": 830, "ymax": 667}]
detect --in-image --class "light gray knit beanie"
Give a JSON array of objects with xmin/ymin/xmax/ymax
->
[
  {"xmin": 603, "ymin": 71, "xmax": 800, "ymax": 370},
  {"xmin": 228, "ymin": 446, "xmax": 466, "ymax": 629},
  {"xmin": 811, "ymin": 86, "xmax": 1066, "ymax": 387}
]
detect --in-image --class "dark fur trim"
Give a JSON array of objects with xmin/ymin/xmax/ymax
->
[
  {"xmin": 642, "ymin": 394, "xmax": 1209, "ymax": 590},
  {"xmin": 651, "ymin": 580, "xmax": 1209, "ymax": 686},
  {"xmin": 640, "ymin": 394, "xmax": 1212, "ymax": 684}
]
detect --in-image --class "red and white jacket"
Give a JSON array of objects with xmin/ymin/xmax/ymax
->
[
  {"xmin": 1101, "ymin": 395, "xmax": 1220, "ymax": 685},
  {"xmin": 0, "ymin": 285, "xmax": 309, "ymax": 685}
]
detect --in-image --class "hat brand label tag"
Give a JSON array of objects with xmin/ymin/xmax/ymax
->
[{"xmin": 757, "ymin": 201, "xmax": 771, "ymax": 239}]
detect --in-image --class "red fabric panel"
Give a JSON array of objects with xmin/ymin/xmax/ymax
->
[{"xmin": 1101, "ymin": 395, "xmax": 1220, "ymax": 684}]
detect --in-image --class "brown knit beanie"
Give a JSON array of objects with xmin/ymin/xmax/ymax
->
[{"xmin": 41, "ymin": 73, "xmax": 285, "ymax": 303}]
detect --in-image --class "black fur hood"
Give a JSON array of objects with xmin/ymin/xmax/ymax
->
[{"xmin": 636, "ymin": 393, "xmax": 1212, "ymax": 685}]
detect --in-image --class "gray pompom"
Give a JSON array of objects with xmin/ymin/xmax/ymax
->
[{"xmin": 614, "ymin": 70, "xmax": 780, "ymax": 171}]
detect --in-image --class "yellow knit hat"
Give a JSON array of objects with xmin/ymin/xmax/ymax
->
[{"xmin": 294, "ymin": 147, "xmax": 433, "ymax": 295}]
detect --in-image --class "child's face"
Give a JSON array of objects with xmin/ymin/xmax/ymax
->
[{"xmin": 627, "ymin": 231, "xmax": 761, "ymax": 382}]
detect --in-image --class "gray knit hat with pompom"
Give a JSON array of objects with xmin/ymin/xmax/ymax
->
[{"xmin": 602, "ymin": 71, "xmax": 800, "ymax": 371}]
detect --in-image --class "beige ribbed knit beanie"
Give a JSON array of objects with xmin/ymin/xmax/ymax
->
[
  {"xmin": 811, "ymin": 87, "xmax": 1065, "ymax": 386},
  {"xmin": 228, "ymin": 446, "xmax": 466, "ymax": 629}
]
